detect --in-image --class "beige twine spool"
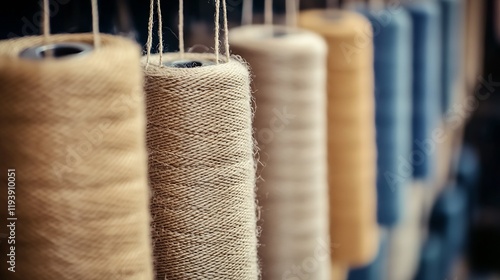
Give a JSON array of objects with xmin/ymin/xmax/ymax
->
[
  {"xmin": 143, "ymin": 1, "xmax": 258, "ymax": 278},
  {"xmin": 230, "ymin": 25, "xmax": 331, "ymax": 280},
  {"xmin": 143, "ymin": 52, "xmax": 258, "ymax": 279},
  {"xmin": 0, "ymin": 33, "xmax": 153, "ymax": 280},
  {"xmin": 299, "ymin": 10, "xmax": 379, "ymax": 269}
]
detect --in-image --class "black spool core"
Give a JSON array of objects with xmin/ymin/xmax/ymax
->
[
  {"xmin": 272, "ymin": 30, "xmax": 289, "ymax": 38},
  {"xmin": 19, "ymin": 42, "xmax": 93, "ymax": 60},
  {"xmin": 171, "ymin": 60, "xmax": 204, "ymax": 68},
  {"xmin": 41, "ymin": 46, "xmax": 84, "ymax": 58}
]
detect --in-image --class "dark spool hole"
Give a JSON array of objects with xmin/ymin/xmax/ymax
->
[
  {"xmin": 273, "ymin": 30, "xmax": 289, "ymax": 38},
  {"xmin": 172, "ymin": 61, "xmax": 203, "ymax": 68},
  {"xmin": 41, "ymin": 46, "xmax": 84, "ymax": 58}
]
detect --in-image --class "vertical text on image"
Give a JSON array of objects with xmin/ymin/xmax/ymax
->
[{"xmin": 6, "ymin": 169, "xmax": 16, "ymax": 273}]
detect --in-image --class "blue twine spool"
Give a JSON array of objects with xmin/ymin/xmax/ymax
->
[
  {"xmin": 456, "ymin": 144, "xmax": 480, "ymax": 190},
  {"xmin": 456, "ymin": 145, "xmax": 480, "ymax": 221},
  {"xmin": 429, "ymin": 186, "xmax": 467, "ymax": 279},
  {"xmin": 347, "ymin": 230, "xmax": 388, "ymax": 280},
  {"xmin": 439, "ymin": 0, "xmax": 463, "ymax": 113},
  {"xmin": 415, "ymin": 234, "xmax": 444, "ymax": 280},
  {"xmin": 405, "ymin": 1, "xmax": 442, "ymax": 180},
  {"xmin": 357, "ymin": 7, "xmax": 413, "ymax": 227}
]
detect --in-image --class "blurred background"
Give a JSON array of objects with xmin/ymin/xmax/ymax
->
[{"xmin": 1, "ymin": 0, "xmax": 499, "ymax": 279}]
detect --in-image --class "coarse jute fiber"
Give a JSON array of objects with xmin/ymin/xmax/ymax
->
[
  {"xmin": 299, "ymin": 10, "xmax": 379, "ymax": 267},
  {"xmin": 143, "ymin": 53, "xmax": 259, "ymax": 280},
  {"xmin": 230, "ymin": 24, "xmax": 330, "ymax": 280},
  {"xmin": 0, "ymin": 34, "xmax": 153, "ymax": 280}
]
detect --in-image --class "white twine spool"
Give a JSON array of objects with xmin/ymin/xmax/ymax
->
[{"xmin": 230, "ymin": 25, "xmax": 330, "ymax": 280}]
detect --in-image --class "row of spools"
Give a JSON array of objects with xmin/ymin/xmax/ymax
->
[{"xmin": 0, "ymin": 0, "xmax": 463, "ymax": 279}]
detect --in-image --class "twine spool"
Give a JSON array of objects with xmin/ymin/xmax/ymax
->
[
  {"xmin": 358, "ymin": 6, "xmax": 413, "ymax": 227},
  {"xmin": 299, "ymin": 10, "xmax": 379, "ymax": 267},
  {"xmin": 405, "ymin": 1, "xmax": 441, "ymax": 180},
  {"xmin": 429, "ymin": 186, "xmax": 467, "ymax": 279},
  {"xmin": 414, "ymin": 234, "xmax": 444, "ymax": 280},
  {"xmin": 386, "ymin": 183, "xmax": 425, "ymax": 280},
  {"xmin": 439, "ymin": 0, "xmax": 463, "ymax": 113},
  {"xmin": 331, "ymin": 264, "xmax": 348, "ymax": 280},
  {"xmin": 143, "ymin": 53, "xmax": 258, "ymax": 280},
  {"xmin": 229, "ymin": 25, "xmax": 330, "ymax": 280},
  {"xmin": 0, "ymin": 34, "xmax": 153, "ymax": 279},
  {"xmin": 347, "ymin": 229, "xmax": 389, "ymax": 280}
]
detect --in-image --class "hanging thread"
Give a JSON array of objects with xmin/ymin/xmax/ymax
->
[
  {"xmin": 146, "ymin": 0, "xmax": 155, "ymax": 65},
  {"xmin": 91, "ymin": 0, "xmax": 101, "ymax": 48},
  {"xmin": 230, "ymin": 24, "xmax": 331, "ymax": 280},
  {"xmin": 299, "ymin": 9, "xmax": 379, "ymax": 267},
  {"xmin": 156, "ymin": 0, "xmax": 163, "ymax": 64},
  {"xmin": 265, "ymin": 0, "xmax": 273, "ymax": 25},
  {"xmin": 0, "ymin": 33, "xmax": 153, "ymax": 280},
  {"xmin": 286, "ymin": 0, "xmax": 298, "ymax": 27},
  {"xmin": 242, "ymin": 0, "xmax": 253, "ymax": 25},
  {"xmin": 43, "ymin": 0, "xmax": 50, "ymax": 42},
  {"xmin": 179, "ymin": 0, "xmax": 184, "ymax": 58}
]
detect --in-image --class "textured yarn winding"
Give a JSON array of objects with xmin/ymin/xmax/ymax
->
[
  {"xmin": 143, "ymin": 53, "xmax": 259, "ymax": 280},
  {"xmin": 299, "ymin": 10, "xmax": 379, "ymax": 267},
  {"xmin": 0, "ymin": 33, "xmax": 153, "ymax": 280},
  {"xmin": 230, "ymin": 24, "xmax": 331, "ymax": 280}
]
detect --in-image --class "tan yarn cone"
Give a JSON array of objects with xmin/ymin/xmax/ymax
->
[
  {"xmin": 143, "ymin": 53, "xmax": 259, "ymax": 280},
  {"xmin": 0, "ymin": 34, "xmax": 153, "ymax": 280},
  {"xmin": 331, "ymin": 264, "xmax": 347, "ymax": 280},
  {"xmin": 230, "ymin": 24, "xmax": 331, "ymax": 280},
  {"xmin": 299, "ymin": 10, "xmax": 379, "ymax": 267}
]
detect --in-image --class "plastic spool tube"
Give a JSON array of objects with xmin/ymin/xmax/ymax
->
[
  {"xmin": 299, "ymin": 10, "xmax": 379, "ymax": 267},
  {"xmin": 404, "ymin": 1, "xmax": 441, "ymax": 180},
  {"xmin": 230, "ymin": 24, "xmax": 330, "ymax": 280},
  {"xmin": 0, "ymin": 34, "xmax": 153, "ymax": 280},
  {"xmin": 357, "ymin": 5, "xmax": 413, "ymax": 227},
  {"xmin": 143, "ymin": 52, "xmax": 259, "ymax": 280}
]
